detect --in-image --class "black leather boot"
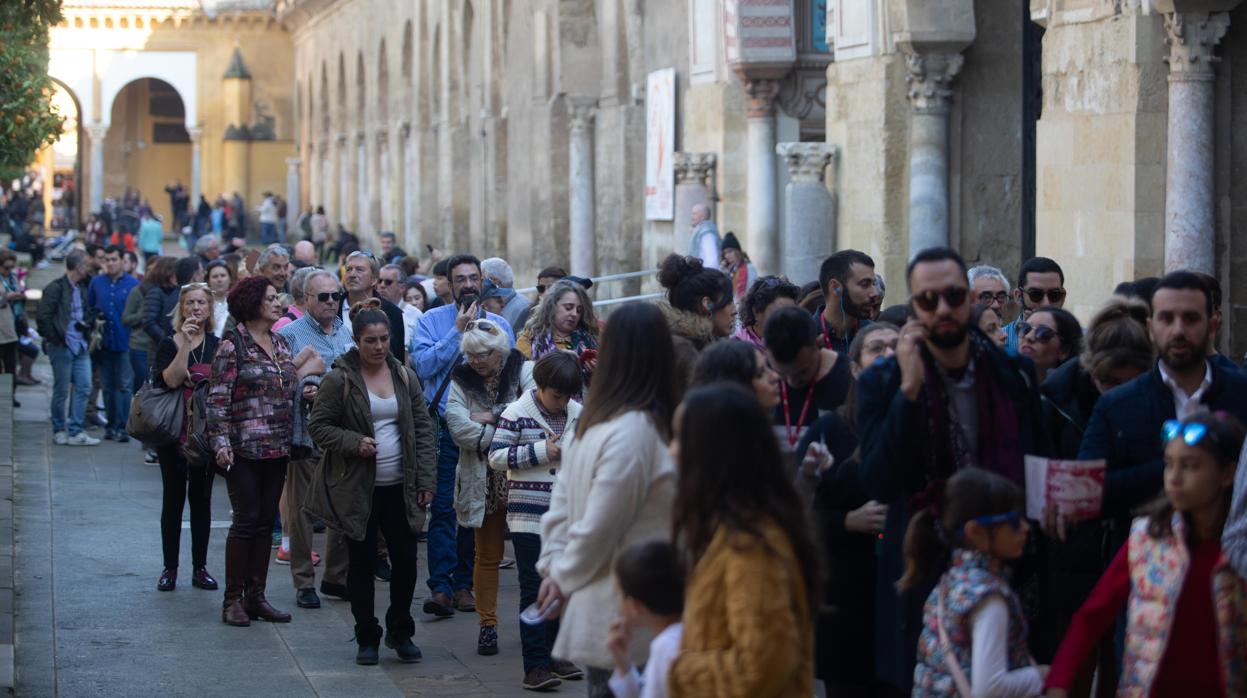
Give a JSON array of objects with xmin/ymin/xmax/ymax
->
[{"xmin": 243, "ymin": 537, "xmax": 291, "ymax": 622}]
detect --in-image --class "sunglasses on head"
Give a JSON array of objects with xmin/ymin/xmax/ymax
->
[
  {"xmin": 351, "ymin": 250, "xmax": 376, "ymax": 259},
  {"xmin": 911, "ymin": 286, "xmax": 969, "ymax": 312},
  {"xmin": 1022, "ymin": 287, "xmax": 1066, "ymax": 304},
  {"xmin": 1018, "ymin": 322, "xmax": 1057, "ymax": 343},
  {"xmin": 971, "ymin": 511, "xmax": 1025, "ymax": 532},
  {"xmin": 1162, "ymin": 419, "xmax": 1214, "ymax": 447},
  {"xmin": 467, "ymin": 319, "xmax": 501, "ymax": 335},
  {"xmin": 315, "ymin": 291, "xmax": 345, "ymax": 303}
]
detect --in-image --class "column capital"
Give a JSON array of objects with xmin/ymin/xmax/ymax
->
[
  {"xmin": 739, "ymin": 76, "xmax": 782, "ymax": 119},
  {"xmin": 673, "ymin": 152, "xmax": 717, "ymax": 185},
  {"xmin": 334, "ymin": 131, "xmax": 349, "ymax": 145},
  {"xmin": 85, "ymin": 122, "xmax": 109, "ymax": 143},
  {"xmin": 1164, "ymin": 12, "xmax": 1230, "ymax": 80},
  {"xmin": 375, "ymin": 128, "xmax": 388, "ymax": 144},
  {"xmin": 354, "ymin": 130, "xmax": 367, "ymax": 145},
  {"xmin": 185, "ymin": 125, "xmax": 203, "ymax": 142},
  {"xmin": 285, "ymin": 156, "xmax": 301, "ymax": 168},
  {"xmin": 903, "ymin": 51, "xmax": 965, "ymax": 114},
  {"xmin": 398, "ymin": 120, "xmax": 411, "ymax": 138},
  {"xmin": 776, "ymin": 142, "xmax": 836, "ymax": 183},
  {"xmin": 568, "ymin": 97, "xmax": 597, "ymax": 134}
]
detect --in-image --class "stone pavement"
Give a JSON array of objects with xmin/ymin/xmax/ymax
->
[{"xmin": 10, "ymin": 362, "xmax": 552, "ymax": 697}]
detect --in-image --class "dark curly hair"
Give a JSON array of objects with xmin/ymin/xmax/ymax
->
[
  {"xmin": 657, "ymin": 254, "xmax": 732, "ymax": 314},
  {"xmin": 227, "ymin": 275, "xmax": 275, "ymax": 324},
  {"xmin": 739, "ymin": 276, "xmax": 801, "ymax": 329}
]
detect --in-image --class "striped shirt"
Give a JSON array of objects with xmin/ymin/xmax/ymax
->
[
  {"xmin": 487, "ymin": 389, "xmax": 580, "ymax": 534},
  {"xmin": 276, "ymin": 312, "xmax": 355, "ymax": 368}
]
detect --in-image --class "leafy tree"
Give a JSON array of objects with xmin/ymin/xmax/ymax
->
[{"xmin": 0, "ymin": 0, "xmax": 65, "ymax": 181}]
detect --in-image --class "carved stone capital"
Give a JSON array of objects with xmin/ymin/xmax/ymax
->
[
  {"xmin": 1164, "ymin": 12, "xmax": 1230, "ymax": 80},
  {"xmin": 375, "ymin": 129, "xmax": 388, "ymax": 145},
  {"xmin": 673, "ymin": 152, "xmax": 717, "ymax": 186},
  {"xmin": 568, "ymin": 98, "xmax": 597, "ymax": 135},
  {"xmin": 285, "ymin": 156, "xmax": 301, "ymax": 170},
  {"xmin": 185, "ymin": 126, "xmax": 203, "ymax": 143},
  {"xmin": 398, "ymin": 121, "xmax": 411, "ymax": 139},
  {"xmin": 776, "ymin": 142, "xmax": 836, "ymax": 183},
  {"xmin": 903, "ymin": 51, "xmax": 965, "ymax": 114},
  {"xmin": 85, "ymin": 122, "xmax": 109, "ymax": 144},
  {"xmin": 741, "ymin": 77, "xmax": 782, "ymax": 119},
  {"xmin": 334, "ymin": 132, "xmax": 348, "ymax": 145},
  {"xmin": 354, "ymin": 130, "xmax": 367, "ymax": 145}
]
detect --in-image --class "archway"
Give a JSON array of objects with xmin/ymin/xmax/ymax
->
[
  {"xmin": 104, "ymin": 78, "xmax": 191, "ymax": 232},
  {"xmin": 33, "ymin": 79, "xmax": 84, "ymax": 232}
]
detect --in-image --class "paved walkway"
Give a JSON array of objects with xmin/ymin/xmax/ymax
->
[{"xmin": 12, "ymin": 362, "xmax": 545, "ymax": 696}]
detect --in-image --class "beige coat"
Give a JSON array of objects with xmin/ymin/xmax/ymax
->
[{"xmin": 537, "ymin": 409, "xmax": 676, "ymax": 670}]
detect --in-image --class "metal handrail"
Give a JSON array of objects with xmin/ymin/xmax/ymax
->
[
  {"xmin": 593, "ymin": 292, "xmax": 665, "ymax": 308},
  {"xmin": 515, "ymin": 269, "xmax": 655, "ymax": 295}
]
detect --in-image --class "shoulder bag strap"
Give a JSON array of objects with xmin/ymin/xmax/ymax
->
[
  {"xmin": 430, "ymin": 352, "xmax": 462, "ymax": 410},
  {"xmin": 937, "ymin": 590, "xmax": 974, "ymax": 698}
]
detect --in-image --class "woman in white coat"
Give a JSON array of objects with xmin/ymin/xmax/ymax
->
[{"xmin": 536, "ymin": 302, "xmax": 681, "ymax": 696}]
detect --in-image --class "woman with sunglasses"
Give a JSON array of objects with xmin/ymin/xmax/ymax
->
[
  {"xmin": 657, "ymin": 254, "xmax": 736, "ymax": 396},
  {"xmin": 904, "ymin": 467, "xmax": 1046, "ymax": 698},
  {"xmin": 445, "ymin": 318, "xmax": 535, "ymax": 656},
  {"xmin": 152, "ymin": 282, "xmax": 220, "ymax": 592},
  {"xmin": 1046, "ymin": 412, "xmax": 1247, "ymax": 698},
  {"xmin": 516, "ymin": 279, "xmax": 599, "ymax": 390},
  {"xmin": 1017, "ymin": 307, "xmax": 1082, "ymax": 383}
]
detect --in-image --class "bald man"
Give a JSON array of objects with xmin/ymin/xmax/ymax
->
[
  {"xmin": 689, "ymin": 203, "xmax": 722, "ymax": 271},
  {"xmin": 292, "ymin": 240, "xmax": 317, "ymax": 267}
]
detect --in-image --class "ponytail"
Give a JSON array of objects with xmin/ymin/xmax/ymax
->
[{"xmin": 899, "ymin": 508, "xmax": 949, "ymax": 592}]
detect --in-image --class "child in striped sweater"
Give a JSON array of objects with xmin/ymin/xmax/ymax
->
[{"xmin": 489, "ymin": 351, "xmax": 585, "ymax": 690}]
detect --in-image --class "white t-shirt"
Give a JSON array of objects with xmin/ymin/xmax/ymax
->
[
  {"xmin": 369, "ymin": 390, "xmax": 403, "ymax": 486},
  {"xmin": 608, "ymin": 623, "xmax": 683, "ymax": 698}
]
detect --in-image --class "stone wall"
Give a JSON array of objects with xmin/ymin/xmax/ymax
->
[{"xmin": 1221, "ymin": 3, "xmax": 1247, "ymax": 360}]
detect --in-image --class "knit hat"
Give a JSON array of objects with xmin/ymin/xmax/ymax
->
[{"xmin": 722, "ymin": 232, "xmax": 742, "ymax": 252}]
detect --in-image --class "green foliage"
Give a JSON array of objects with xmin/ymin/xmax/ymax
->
[{"xmin": 0, "ymin": 0, "xmax": 66, "ymax": 180}]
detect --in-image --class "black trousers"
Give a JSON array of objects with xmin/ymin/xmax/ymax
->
[
  {"xmin": 346, "ymin": 484, "xmax": 419, "ymax": 641},
  {"xmin": 0, "ymin": 341, "xmax": 15, "ymax": 375},
  {"xmin": 157, "ymin": 443, "xmax": 215, "ymax": 570},
  {"xmin": 225, "ymin": 456, "xmax": 287, "ymax": 541}
]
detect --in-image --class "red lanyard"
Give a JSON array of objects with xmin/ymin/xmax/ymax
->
[
  {"xmin": 781, "ymin": 381, "xmax": 816, "ymax": 448},
  {"xmin": 820, "ymin": 313, "xmax": 850, "ymax": 353}
]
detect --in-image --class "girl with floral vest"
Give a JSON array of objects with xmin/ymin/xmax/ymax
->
[
  {"xmin": 1047, "ymin": 412, "xmax": 1247, "ymax": 698},
  {"xmin": 904, "ymin": 468, "xmax": 1047, "ymax": 697}
]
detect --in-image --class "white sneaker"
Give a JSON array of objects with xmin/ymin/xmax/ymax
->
[
  {"xmin": 66, "ymin": 433, "xmax": 100, "ymax": 446},
  {"xmin": 36, "ymin": 260, "xmax": 49, "ymax": 270},
  {"xmin": 53, "ymin": 431, "xmax": 68, "ymax": 445}
]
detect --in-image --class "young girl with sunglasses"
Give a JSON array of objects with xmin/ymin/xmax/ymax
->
[
  {"xmin": 1046, "ymin": 412, "xmax": 1247, "ymax": 698},
  {"xmin": 902, "ymin": 467, "xmax": 1047, "ymax": 697}
]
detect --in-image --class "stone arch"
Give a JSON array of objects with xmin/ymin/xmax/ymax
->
[
  {"xmin": 356, "ymin": 51, "xmax": 366, "ymax": 122},
  {"xmin": 431, "ymin": 25, "xmax": 442, "ymax": 122},
  {"xmin": 377, "ymin": 38, "xmax": 389, "ymax": 123},
  {"xmin": 320, "ymin": 61, "xmax": 330, "ymax": 135},
  {"xmin": 337, "ymin": 52, "xmax": 347, "ymax": 128},
  {"xmin": 104, "ymin": 78, "xmax": 191, "ymax": 225},
  {"xmin": 96, "ymin": 52, "xmax": 197, "ymax": 130}
]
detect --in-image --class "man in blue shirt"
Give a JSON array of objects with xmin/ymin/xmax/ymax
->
[
  {"xmin": 88, "ymin": 245, "xmax": 139, "ymax": 441},
  {"xmin": 277, "ymin": 269, "xmax": 354, "ymax": 609},
  {"xmin": 412, "ymin": 254, "xmax": 513, "ymax": 617}
]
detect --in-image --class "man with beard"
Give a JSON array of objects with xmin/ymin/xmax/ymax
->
[
  {"xmin": 412, "ymin": 254, "xmax": 514, "ymax": 618},
  {"xmin": 1079, "ymin": 270, "xmax": 1247, "ymax": 520},
  {"xmin": 856, "ymin": 246, "xmax": 1050, "ymax": 693},
  {"xmin": 1003, "ymin": 256, "xmax": 1067, "ymax": 352},
  {"xmin": 340, "ymin": 251, "xmax": 406, "ymax": 360},
  {"xmin": 815, "ymin": 250, "xmax": 880, "ymax": 353}
]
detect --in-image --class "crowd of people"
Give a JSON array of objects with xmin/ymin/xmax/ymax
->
[{"xmin": 6, "ymin": 199, "xmax": 1247, "ymax": 698}]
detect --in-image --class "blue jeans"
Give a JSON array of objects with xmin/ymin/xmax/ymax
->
[
  {"xmin": 513, "ymin": 532, "xmax": 560, "ymax": 673},
  {"xmin": 49, "ymin": 344, "xmax": 91, "ymax": 436},
  {"xmin": 260, "ymin": 222, "xmax": 277, "ymax": 244},
  {"xmin": 277, "ymin": 219, "xmax": 288, "ymax": 244},
  {"xmin": 129, "ymin": 349, "xmax": 147, "ymax": 395},
  {"xmin": 98, "ymin": 350, "xmax": 133, "ymax": 434},
  {"xmin": 426, "ymin": 423, "xmax": 476, "ymax": 597}
]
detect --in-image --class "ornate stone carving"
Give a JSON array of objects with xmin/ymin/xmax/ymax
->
[
  {"xmin": 776, "ymin": 142, "xmax": 836, "ymax": 183},
  {"xmin": 1163, "ymin": 12, "xmax": 1230, "ymax": 80},
  {"xmin": 354, "ymin": 130, "xmax": 366, "ymax": 145},
  {"xmin": 375, "ymin": 128, "xmax": 388, "ymax": 145},
  {"xmin": 568, "ymin": 98, "xmax": 597, "ymax": 135},
  {"xmin": 674, "ymin": 152, "xmax": 716, "ymax": 186},
  {"xmin": 741, "ymin": 77, "xmax": 782, "ymax": 119},
  {"xmin": 903, "ymin": 51, "xmax": 965, "ymax": 113},
  {"xmin": 398, "ymin": 121, "xmax": 411, "ymax": 139},
  {"xmin": 185, "ymin": 126, "xmax": 203, "ymax": 142},
  {"xmin": 85, "ymin": 123, "xmax": 109, "ymax": 144}
]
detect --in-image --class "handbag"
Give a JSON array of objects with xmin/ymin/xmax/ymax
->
[
  {"xmin": 125, "ymin": 379, "xmax": 184, "ymax": 445},
  {"xmin": 184, "ymin": 330, "xmax": 244, "ymax": 473}
]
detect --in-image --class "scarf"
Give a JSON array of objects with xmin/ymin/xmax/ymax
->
[
  {"xmin": 532, "ymin": 328, "xmax": 598, "ymax": 391},
  {"xmin": 918, "ymin": 331, "xmax": 1024, "ymax": 493}
]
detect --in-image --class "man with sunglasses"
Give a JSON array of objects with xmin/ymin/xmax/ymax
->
[
  {"xmin": 815, "ymin": 250, "xmax": 879, "ymax": 353},
  {"xmin": 856, "ymin": 247, "xmax": 1050, "ymax": 693},
  {"xmin": 341, "ymin": 250, "xmax": 406, "ymax": 361},
  {"xmin": 277, "ymin": 270, "xmax": 357, "ymax": 609},
  {"xmin": 1080, "ymin": 270, "xmax": 1247, "ymax": 528},
  {"xmin": 1002, "ymin": 257, "xmax": 1067, "ymax": 353},
  {"xmin": 378, "ymin": 263, "xmax": 422, "ymax": 355},
  {"xmin": 413, "ymin": 253, "xmax": 515, "ymax": 617}
]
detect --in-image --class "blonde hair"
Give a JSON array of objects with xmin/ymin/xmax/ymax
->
[
  {"xmin": 1080, "ymin": 295, "xmax": 1154, "ymax": 382},
  {"xmin": 171, "ymin": 283, "xmax": 214, "ymax": 331}
]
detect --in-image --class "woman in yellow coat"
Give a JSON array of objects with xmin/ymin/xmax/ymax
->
[{"xmin": 667, "ymin": 384, "xmax": 822, "ymax": 698}]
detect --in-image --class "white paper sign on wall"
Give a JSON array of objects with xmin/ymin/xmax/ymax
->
[{"xmin": 645, "ymin": 67, "xmax": 676, "ymax": 222}]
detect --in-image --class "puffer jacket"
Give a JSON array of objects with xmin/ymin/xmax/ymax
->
[
  {"xmin": 445, "ymin": 349, "xmax": 534, "ymax": 528},
  {"xmin": 304, "ymin": 348, "xmax": 438, "ymax": 542}
]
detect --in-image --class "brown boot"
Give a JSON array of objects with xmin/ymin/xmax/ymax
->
[
  {"xmin": 244, "ymin": 537, "xmax": 291, "ymax": 622},
  {"xmin": 222, "ymin": 537, "xmax": 251, "ymax": 627}
]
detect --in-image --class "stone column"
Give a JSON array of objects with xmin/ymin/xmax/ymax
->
[
  {"xmin": 285, "ymin": 156, "xmax": 301, "ymax": 220},
  {"xmin": 777, "ymin": 142, "xmax": 837, "ymax": 284},
  {"xmin": 336, "ymin": 133, "xmax": 349, "ymax": 225},
  {"xmin": 355, "ymin": 131, "xmax": 368, "ymax": 234},
  {"xmin": 743, "ymin": 78, "xmax": 782, "ymax": 274},
  {"xmin": 903, "ymin": 51, "xmax": 963, "ymax": 258},
  {"xmin": 1162, "ymin": 12, "xmax": 1229, "ymax": 274},
  {"xmin": 673, "ymin": 153, "xmax": 716, "ymax": 258},
  {"xmin": 376, "ymin": 130, "xmax": 390, "ymax": 232},
  {"xmin": 187, "ymin": 126, "xmax": 203, "ymax": 207},
  {"xmin": 568, "ymin": 99, "xmax": 597, "ymax": 278},
  {"xmin": 86, "ymin": 122, "xmax": 108, "ymax": 214}
]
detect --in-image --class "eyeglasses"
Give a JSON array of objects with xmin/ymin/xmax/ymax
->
[
  {"xmin": 1162, "ymin": 419, "xmax": 1212, "ymax": 447},
  {"xmin": 315, "ymin": 291, "xmax": 345, "ymax": 303},
  {"xmin": 536, "ymin": 284, "xmax": 547, "ymax": 294},
  {"xmin": 378, "ymin": 278, "xmax": 397, "ymax": 286},
  {"xmin": 976, "ymin": 291, "xmax": 1009, "ymax": 306},
  {"xmin": 467, "ymin": 319, "xmax": 501, "ymax": 335},
  {"xmin": 971, "ymin": 511, "xmax": 1025, "ymax": 532},
  {"xmin": 1018, "ymin": 322, "xmax": 1057, "ymax": 343},
  {"xmin": 1022, "ymin": 287, "xmax": 1067, "ymax": 304},
  {"xmin": 911, "ymin": 287, "xmax": 969, "ymax": 312}
]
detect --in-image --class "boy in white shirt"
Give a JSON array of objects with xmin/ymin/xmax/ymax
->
[{"xmin": 605, "ymin": 541, "xmax": 685, "ymax": 698}]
